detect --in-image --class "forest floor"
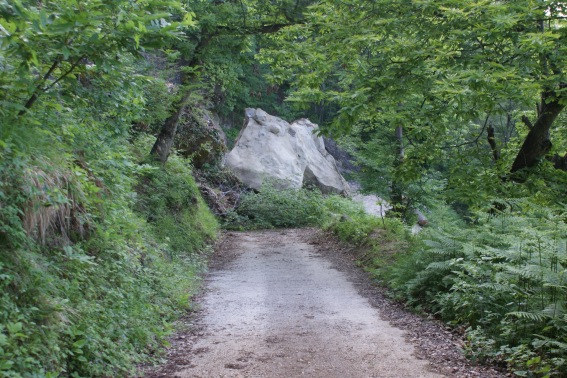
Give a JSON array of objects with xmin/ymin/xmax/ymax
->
[{"xmin": 139, "ymin": 228, "xmax": 509, "ymax": 378}]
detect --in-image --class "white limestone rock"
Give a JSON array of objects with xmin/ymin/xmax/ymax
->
[{"xmin": 225, "ymin": 109, "xmax": 349, "ymax": 195}]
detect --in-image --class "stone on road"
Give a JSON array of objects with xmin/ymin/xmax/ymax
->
[{"xmin": 175, "ymin": 229, "xmax": 444, "ymax": 378}]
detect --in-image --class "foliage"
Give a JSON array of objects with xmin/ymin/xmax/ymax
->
[
  {"xmin": 260, "ymin": 0, "xmax": 567, "ymax": 185},
  {"xmin": 224, "ymin": 183, "xmax": 361, "ymax": 230},
  {"xmin": 326, "ymin": 212, "xmax": 384, "ymax": 246},
  {"xmin": 133, "ymin": 72, "xmax": 178, "ymax": 135},
  {"xmin": 226, "ymin": 184, "xmax": 325, "ymax": 229},
  {"xmin": 133, "ymin": 136, "xmax": 219, "ymax": 253},
  {"xmin": 0, "ymin": 141, "xmax": 218, "ymax": 377},
  {"xmin": 0, "ymin": 0, "xmax": 192, "ymax": 121},
  {"xmin": 0, "ymin": 1, "xmax": 219, "ymax": 375},
  {"xmin": 346, "ymin": 200, "xmax": 567, "ymax": 376}
]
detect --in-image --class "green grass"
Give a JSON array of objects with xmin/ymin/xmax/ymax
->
[
  {"xmin": 0, "ymin": 137, "xmax": 219, "ymax": 377},
  {"xmin": 223, "ymin": 183, "xmax": 367, "ymax": 230}
]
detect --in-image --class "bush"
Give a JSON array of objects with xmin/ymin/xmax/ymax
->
[
  {"xmin": 225, "ymin": 184, "xmax": 327, "ymax": 229},
  {"xmin": 372, "ymin": 201, "xmax": 567, "ymax": 376},
  {"xmin": 0, "ymin": 132, "xmax": 218, "ymax": 377},
  {"xmin": 134, "ymin": 154, "xmax": 218, "ymax": 252},
  {"xmin": 223, "ymin": 183, "xmax": 369, "ymax": 230}
]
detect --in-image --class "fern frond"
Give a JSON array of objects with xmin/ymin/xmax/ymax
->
[
  {"xmin": 541, "ymin": 302, "xmax": 566, "ymax": 319},
  {"xmin": 532, "ymin": 336, "xmax": 567, "ymax": 351},
  {"xmin": 505, "ymin": 265, "xmax": 546, "ymax": 281},
  {"xmin": 507, "ymin": 311, "xmax": 549, "ymax": 322},
  {"xmin": 478, "ymin": 282, "xmax": 512, "ymax": 292},
  {"xmin": 426, "ymin": 260, "xmax": 454, "ymax": 272}
]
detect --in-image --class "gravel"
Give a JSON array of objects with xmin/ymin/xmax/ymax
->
[{"xmin": 137, "ymin": 228, "xmax": 510, "ymax": 378}]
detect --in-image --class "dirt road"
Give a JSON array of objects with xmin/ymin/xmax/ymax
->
[{"xmin": 143, "ymin": 229, "xmax": 506, "ymax": 378}]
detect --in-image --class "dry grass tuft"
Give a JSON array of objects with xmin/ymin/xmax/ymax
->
[{"xmin": 21, "ymin": 165, "xmax": 93, "ymax": 246}]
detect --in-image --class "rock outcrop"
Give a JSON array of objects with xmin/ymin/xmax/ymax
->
[
  {"xmin": 225, "ymin": 109, "xmax": 349, "ymax": 195},
  {"xmin": 175, "ymin": 107, "xmax": 227, "ymax": 169}
]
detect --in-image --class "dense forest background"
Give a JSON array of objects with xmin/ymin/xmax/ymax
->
[{"xmin": 1, "ymin": 0, "xmax": 567, "ymax": 377}]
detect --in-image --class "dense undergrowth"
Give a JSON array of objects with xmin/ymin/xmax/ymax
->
[
  {"xmin": 0, "ymin": 38, "xmax": 219, "ymax": 376},
  {"xmin": 223, "ymin": 183, "xmax": 364, "ymax": 230},
  {"xmin": 325, "ymin": 199, "xmax": 567, "ymax": 378},
  {"xmin": 0, "ymin": 134, "xmax": 218, "ymax": 377}
]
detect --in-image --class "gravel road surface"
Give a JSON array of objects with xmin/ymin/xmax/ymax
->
[{"xmin": 141, "ymin": 229, "xmax": 508, "ymax": 378}]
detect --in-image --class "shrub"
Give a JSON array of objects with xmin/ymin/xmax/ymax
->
[
  {"xmin": 223, "ymin": 182, "xmax": 379, "ymax": 230},
  {"xmin": 379, "ymin": 201, "xmax": 567, "ymax": 376},
  {"xmin": 134, "ymin": 149, "xmax": 219, "ymax": 254},
  {"xmin": 0, "ymin": 135, "xmax": 218, "ymax": 377},
  {"xmin": 225, "ymin": 184, "xmax": 328, "ymax": 229}
]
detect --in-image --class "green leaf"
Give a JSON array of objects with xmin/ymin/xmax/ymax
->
[{"xmin": 73, "ymin": 339, "xmax": 87, "ymax": 349}]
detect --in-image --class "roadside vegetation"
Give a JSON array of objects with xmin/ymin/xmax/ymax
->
[
  {"xmin": 0, "ymin": 104, "xmax": 218, "ymax": 377},
  {"xmin": 3, "ymin": 0, "xmax": 567, "ymax": 377},
  {"xmin": 327, "ymin": 201, "xmax": 567, "ymax": 377},
  {"xmin": 223, "ymin": 183, "xmax": 362, "ymax": 230},
  {"xmin": 0, "ymin": 1, "xmax": 220, "ymax": 376}
]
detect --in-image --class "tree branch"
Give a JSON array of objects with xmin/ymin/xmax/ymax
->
[
  {"xmin": 487, "ymin": 124, "xmax": 500, "ymax": 161},
  {"xmin": 521, "ymin": 115, "xmax": 533, "ymax": 130},
  {"xmin": 212, "ymin": 22, "xmax": 301, "ymax": 37},
  {"xmin": 19, "ymin": 56, "xmax": 63, "ymax": 115},
  {"xmin": 253, "ymin": 23, "xmax": 299, "ymax": 34},
  {"xmin": 441, "ymin": 113, "xmax": 490, "ymax": 149},
  {"xmin": 43, "ymin": 55, "xmax": 86, "ymax": 93},
  {"xmin": 18, "ymin": 55, "xmax": 85, "ymax": 116}
]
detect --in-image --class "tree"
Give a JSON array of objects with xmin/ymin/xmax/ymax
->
[
  {"xmin": 149, "ymin": 0, "xmax": 312, "ymax": 163},
  {"xmin": 0, "ymin": 0, "xmax": 192, "ymax": 123},
  {"xmin": 260, "ymin": 0, "xmax": 567, "ymax": 183}
]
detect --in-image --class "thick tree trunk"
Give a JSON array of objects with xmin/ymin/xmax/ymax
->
[
  {"xmin": 149, "ymin": 94, "xmax": 190, "ymax": 163},
  {"xmin": 510, "ymin": 93, "xmax": 565, "ymax": 173}
]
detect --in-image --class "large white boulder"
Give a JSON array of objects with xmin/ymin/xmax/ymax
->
[{"xmin": 225, "ymin": 109, "xmax": 349, "ymax": 195}]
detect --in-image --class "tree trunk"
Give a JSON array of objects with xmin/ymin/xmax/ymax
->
[
  {"xmin": 148, "ymin": 35, "xmax": 214, "ymax": 163},
  {"xmin": 549, "ymin": 153, "xmax": 567, "ymax": 171},
  {"xmin": 149, "ymin": 93, "xmax": 191, "ymax": 163},
  {"xmin": 487, "ymin": 125, "xmax": 500, "ymax": 161},
  {"xmin": 510, "ymin": 93, "xmax": 564, "ymax": 173},
  {"xmin": 391, "ymin": 126, "xmax": 406, "ymax": 212}
]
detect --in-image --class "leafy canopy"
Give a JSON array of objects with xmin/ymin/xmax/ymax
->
[{"xmin": 260, "ymin": 0, "xmax": 567, "ymax": 176}]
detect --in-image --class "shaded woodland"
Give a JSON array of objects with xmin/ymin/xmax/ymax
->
[{"xmin": 1, "ymin": 0, "xmax": 567, "ymax": 376}]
